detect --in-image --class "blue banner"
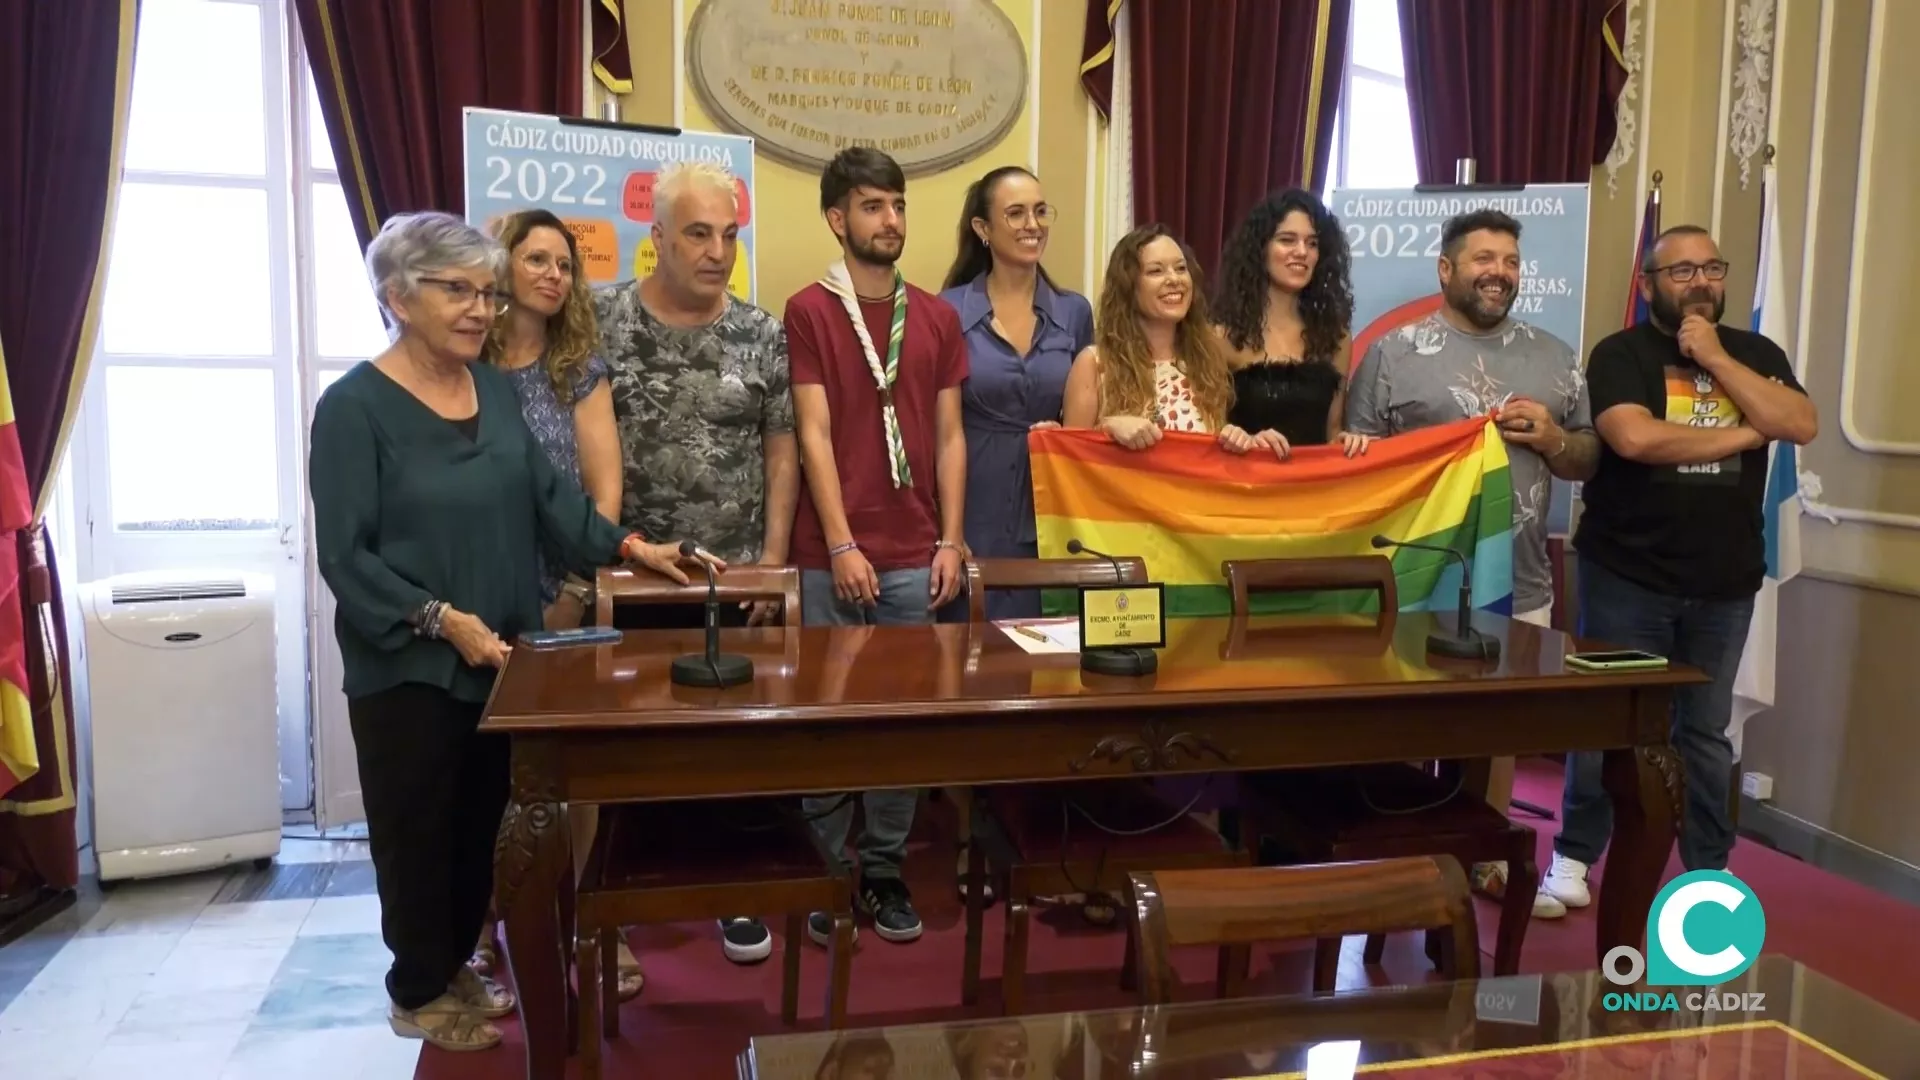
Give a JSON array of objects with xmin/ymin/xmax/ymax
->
[
  {"xmin": 462, "ymin": 108, "xmax": 759, "ymax": 301},
  {"xmin": 1328, "ymin": 183, "xmax": 1592, "ymax": 534}
]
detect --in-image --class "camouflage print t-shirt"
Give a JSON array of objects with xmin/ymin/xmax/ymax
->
[{"xmin": 593, "ymin": 285, "xmax": 794, "ymax": 564}]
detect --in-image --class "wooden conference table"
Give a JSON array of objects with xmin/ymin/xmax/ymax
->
[
  {"xmin": 738, "ymin": 955, "xmax": 1920, "ymax": 1079},
  {"xmin": 482, "ymin": 611, "xmax": 1702, "ymax": 1080}
]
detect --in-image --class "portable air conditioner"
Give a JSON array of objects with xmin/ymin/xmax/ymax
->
[{"xmin": 83, "ymin": 570, "xmax": 282, "ymax": 882}]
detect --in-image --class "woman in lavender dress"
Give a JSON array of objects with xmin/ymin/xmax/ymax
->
[{"xmin": 477, "ymin": 209, "xmax": 640, "ymax": 996}]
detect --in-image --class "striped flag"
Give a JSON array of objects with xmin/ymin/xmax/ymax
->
[
  {"xmin": 1626, "ymin": 189, "xmax": 1658, "ymax": 327},
  {"xmin": 1031, "ymin": 418, "xmax": 1515, "ymax": 618},
  {"xmin": 0, "ymin": 345, "xmax": 38, "ymax": 797},
  {"xmin": 1730, "ymin": 166, "xmax": 1802, "ymax": 755}
]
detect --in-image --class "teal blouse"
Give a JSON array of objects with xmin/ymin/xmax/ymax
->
[{"xmin": 309, "ymin": 361, "xmax": 630, "ymax": 703}]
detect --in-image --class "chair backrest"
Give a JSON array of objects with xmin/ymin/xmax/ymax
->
[
  {"xmin": 1126, "ymin": 855, "xmax": 1478, "ymax": 1005},
  {"xmin": 593, "ymin": 565, "xmax": 803, "ymax": 628},
  {"xmin": 1219, "ymin": 556, "xmax": 1397, "ymax": 616},
  {"xmin": 963, "ymin": 556, "xmax": 1149, "ymax": 623}
]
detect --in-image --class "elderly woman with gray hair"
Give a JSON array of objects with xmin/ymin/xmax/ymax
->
[{"xmin": 309, "ymin": 211, "xmax": 715, "ymax": 1052}]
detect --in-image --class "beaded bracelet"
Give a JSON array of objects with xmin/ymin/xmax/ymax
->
[
  {"xmin": 828, "ymin": 541, "xmax": 859, "ymax": 557},
  {"xmin": 413, "ymin": 599, "xmax": 448, "ymax": 640}
]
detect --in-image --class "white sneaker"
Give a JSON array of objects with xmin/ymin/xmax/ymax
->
[
  {"xmin": 1542, "ymin": 853, "xmax": 1592, "ymax": 908},
  {"xmin": 1473, "ymin": 860, "xmax": 1566, "ymax": 919}
]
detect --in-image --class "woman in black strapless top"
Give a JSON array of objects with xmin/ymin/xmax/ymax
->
[
  {"xmin": 1229, "ymin": 355, "xmax": 1347, "ymax": 448},
  {"xmin": 1213, "ymin": 188, "xmax": 1371, "ymax": 457}
]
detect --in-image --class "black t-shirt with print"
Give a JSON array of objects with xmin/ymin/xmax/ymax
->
[{"xmin": 1574, "ymin": 320, "xmax": 1804, "ymax": 601}]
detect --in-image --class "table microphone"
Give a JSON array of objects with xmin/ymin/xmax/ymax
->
[
  {"xmin": 1064, "ymin": 537, "xmax": 1158, "ymax": 677},
  {"xmin": 1370, "ymin": 534, "xmax": 1501, "ymax": 661},
  {"xmin": 669, "ymin": 540, "xmax": 755, "ymax": 688}
]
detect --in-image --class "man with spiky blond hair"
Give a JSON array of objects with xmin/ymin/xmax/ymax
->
[{"xmin": 593, "ymin": 159, "xmax": 799, "ymax": 968}]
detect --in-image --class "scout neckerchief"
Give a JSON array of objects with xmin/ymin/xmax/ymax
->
[{"xmin": 820, "ymin": 260, "xmax": 911, "ymax": 488}]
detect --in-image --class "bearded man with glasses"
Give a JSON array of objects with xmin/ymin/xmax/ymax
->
[{"xmin": 1543, "ymin": 225, "xmax": 1818, "ymax": 910}]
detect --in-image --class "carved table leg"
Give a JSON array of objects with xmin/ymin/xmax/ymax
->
[
  {"xmin": 497, "ymin": 741, "xmax": 572, "ymax": 1080},
  {"xmin": 1596, "ymin": 743, "xmax": 1681, "ymax": 967}
]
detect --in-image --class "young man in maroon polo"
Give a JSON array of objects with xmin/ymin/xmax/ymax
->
[{"xmin": 784, "ymin": 146, "xmax": 969, "ymax": 946}]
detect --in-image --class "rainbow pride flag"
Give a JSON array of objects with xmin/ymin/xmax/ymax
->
[{"xmin": 1030, "ymin": 417, "xmax": 1514, "ymax": 618}]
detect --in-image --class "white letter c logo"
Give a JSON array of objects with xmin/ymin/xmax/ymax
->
[{"xmin": 1658, "ymin": 879, "xmax": 1746, "ymax": 978}]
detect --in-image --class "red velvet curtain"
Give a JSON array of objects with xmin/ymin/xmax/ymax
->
[
  {"xmin": 1398, "ymin": 0, "xmax": 1629, "ymax": 184},
  {"xmin": 0, "ymin": 0, "xmax": 138, "ymax": 902},
  {"xmin": 1081, "ymin": 0, "xmax": 1123, "ymax": 119},
  {"xmin": 1131, "ymin": 0, "xmax": 1353, "ymax": 276},
  {"xmin": 591, "ymin": 0, "xmax": 632, "ymax": 97},
  {"xmin": 292, "ymin": 0, "xmax": 586, "ymax": 247}
]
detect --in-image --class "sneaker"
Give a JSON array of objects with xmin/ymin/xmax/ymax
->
[
  {"xmin": 1472, "ymin": 860, "xmax": 1566, "ymax": 920},
  {"xmin": 857, "ymin": 877, "xmax": 924, "ymax": 943},
  {"xmin": 806, "ymin": 909, "xmax": 858, "ymax": 947},
  {"xmin": 1542, "ymin": 852, "xmax": 1593, "ymax": 908},
  {"xmin": 718, "ymin": 916, "xmax": 773, "ymax": 964}
]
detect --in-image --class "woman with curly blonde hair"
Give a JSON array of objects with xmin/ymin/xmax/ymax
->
[
  {"xmin": 1063, "ymin": 224, "xmax": 1271, "ymax": 457},
  {"xmin": 474, "ymin": 209, "xmax": 634, "ymax": 995},
  {"xmin": 482, "ymin": 209, "xmax": 623, "ymax": 629}
]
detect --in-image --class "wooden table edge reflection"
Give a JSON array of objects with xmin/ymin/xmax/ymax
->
[
  {"xmin": 483, "ymin": 613, "xmax": 1703, "ymax": 1080},
  {"xmin": 732, "ymin": 956, "xmax": 1920, "ymax": 1080}
]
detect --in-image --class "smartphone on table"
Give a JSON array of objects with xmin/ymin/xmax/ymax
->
[
  {"xmin": 1565, "ymin": 649, "xmax": 1669, "ymax": 672},
  {"xmin": 517, "ymin": 626, "xmax": 623, "ymax": 649}
]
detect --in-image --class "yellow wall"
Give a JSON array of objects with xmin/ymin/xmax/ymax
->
[{"xmin": 618, "ymin": 0, "xmax": 1096, "ymax": 312}]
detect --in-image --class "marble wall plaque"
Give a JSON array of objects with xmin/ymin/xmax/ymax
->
[{"xmin": 687, "ymin": 0, "xmax": 1030, "ymax": 175}]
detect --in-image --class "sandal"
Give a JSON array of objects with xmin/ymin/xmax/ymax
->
[
  {"xmin": 954, "ymin": 843, "xmax": 995, "ymax": 904},
  {"xmin": 450, "ymin": 965, "xmax": 516, "ymax": 1019},
  {"xmin": 389, "ymin": 993, "xmax": 502, "ymax": 1052},
  {"xmin": 1081, "ymin": 893, "xmax": 1118, "ymax": 927},
  {"xmin": 468, "ymin": 936, "xmax": 498, "ymax": 977},
  {"xmin": 614, "ymin": 937, "xmax": 645, "ymax": 1001}
]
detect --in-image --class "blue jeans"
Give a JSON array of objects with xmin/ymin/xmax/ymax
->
[
  {"xmin": 1556, "ymin": 556, "xmax": 1754, "ymax": 872},
  {"xmin": 799, "ymin": 567, "xmax": 931, "ymax": 881}
]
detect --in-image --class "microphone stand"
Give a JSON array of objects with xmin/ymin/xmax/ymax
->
[
  {"xmin": 1065, "ymin": 538, "xmax": 1158, "ymax": 677},
  {"xmin": 669, "ymin": 541, "xmax": 755, "ymax": 688},
  {"xmin": 1370, "ymin": 535, "xmax": 1500, "ymax": 662}
]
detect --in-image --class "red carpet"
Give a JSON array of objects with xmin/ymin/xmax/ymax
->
[{"xmin": 419, "ymin": 760, "xmax": 1920, "ymax": 1079}]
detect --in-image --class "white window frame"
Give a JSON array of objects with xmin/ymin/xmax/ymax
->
[
  {"xmin": 74, "ymin": 0, "xmax": 299, "ymax": 562},
  {"xmin": 64, "ymin": 0, "xmax": 384, "ymax": 826},
  {"xmin": 1325, "ymin": 14, "xmax": 1414, "ymax": 193}
]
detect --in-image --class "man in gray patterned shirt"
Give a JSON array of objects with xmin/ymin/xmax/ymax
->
[
  {"xmin": 1345, "ymin": 208, "xmax": 1600, "ymax": 920},
  {"xmin": 593, "ymin": 160, "xmax": 800, "ymax": 966}
]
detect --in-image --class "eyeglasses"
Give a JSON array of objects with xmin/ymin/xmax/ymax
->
[
  {"xmin": 1648, "ymin": 260, "xmax": 1729, "ymax": 283},
  {"xmin": 1002, "ymin": 204, "xmax": 1056, "ymax": 228},
  {"xmin": 419, "ymin": 277, "xmax": 510, "ymax": 312},
  {"xmin": 517, "ymin": 250, "xmax": 575, "ymax": 279}
]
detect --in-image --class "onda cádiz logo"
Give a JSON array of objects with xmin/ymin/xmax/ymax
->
[{"xmin": 1603, "ymin": 870, "xmax": 1768, "ymax": 1014}]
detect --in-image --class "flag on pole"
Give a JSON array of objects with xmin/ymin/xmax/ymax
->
[
  {"xmin": 1730, "ymin": 165, "xmax": 1802, "ymax": 756},
  {"xmin": 1625, "ymin": 189, "xmax": 1658, "ymax": 327},
  {"xmin": 0, "ymin": 343, "xmax": 39, "ymax": 798}
]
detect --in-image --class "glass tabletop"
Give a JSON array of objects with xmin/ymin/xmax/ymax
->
[{"xmin": 739, "ymin": 956, "xmax": 1920, "ymax": 1079}]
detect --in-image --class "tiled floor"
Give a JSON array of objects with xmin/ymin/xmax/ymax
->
[{"xmin": 0, "ymin": 838, "xmax": 421, "ymax": 1080}]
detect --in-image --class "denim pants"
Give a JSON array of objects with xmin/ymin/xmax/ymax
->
[
  {"xmin": 799, "ymin": 566, "xmax": 931, "ymax": 881},
  {"xmin": 1555, "ymin": 556, "xmax": 1754, "ymax": 872}
]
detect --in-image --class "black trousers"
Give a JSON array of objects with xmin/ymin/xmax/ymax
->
[{"xmin": 348, "ymin": 681, "xmax": 510, "ymax": 1009}]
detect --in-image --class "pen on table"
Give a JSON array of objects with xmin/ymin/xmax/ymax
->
[{"xmin": 1011, "ymin": 624, "xmax": 1050, "ymax": 642}]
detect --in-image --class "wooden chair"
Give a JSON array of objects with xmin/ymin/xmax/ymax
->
[
  {"xmin": 962, "ymin": 555, "xmax": 1147, "ymax": 623},
  {"xmin": 1125, "ymin": 855, "xmax": 1480, "ymax": 1002},
  {"xmin": 959, "ymin": 556, "xmax": 1248, "ymax": 1016},
  {"xmin": 594, "ymin": 564, "xmax": 803, "ymax": 627},
  {"xmin": 573, "ymin": 566, "xmax": 850, "ymax": 1077},
  {"xmin": 1221, "ymin": 556, "xmax": 1540, "ymax": 979}
]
